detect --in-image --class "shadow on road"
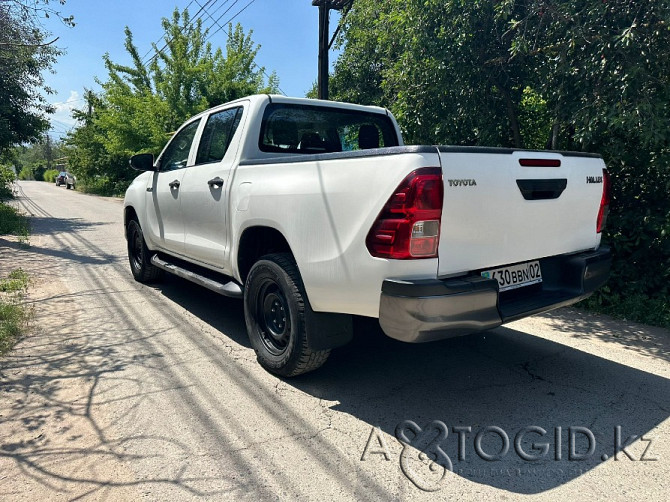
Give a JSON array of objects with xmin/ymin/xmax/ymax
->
[
  {"xmin": 157, "ymin": 276, "xmax": 670, "ymax": 494},
  {"xmin": 157, "ymin": 274, "xmax": 249, "ymax": 347},
  {"xmin": 0, "ymin": 236, "xmax": 118, "ymax": 266},
  {"xmin": 541, "ymin": 308, "xmax": 670, "ymax": 361}
]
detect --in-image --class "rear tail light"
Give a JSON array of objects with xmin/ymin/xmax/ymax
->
[
  {"xmin": 597, "ymin": 168, "xmax": 611, "ymax": 233},
  {"xmin": 366, "ymin": 167, "xmax": 443, "ymax": 259}
]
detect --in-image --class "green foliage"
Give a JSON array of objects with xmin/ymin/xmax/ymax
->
[
  {"xmin": 76, "ymin": 176, "xmax": 131, "ymax": 197},
  {"xmin": 17, "ymin": 164, "xmax": 46, "ymax": 181},
  {"xmin": 331, "ymin": 0, "xmax": 527, "ymax": 146},
  {"xmin": 0, "ymin": 164, "xmax": 15, "ymax": 199},
  {"xmin": 43, "ymin": 168, "xmax": 59, "ymax": 182},
  {"xmin": 0, "ymin": 268, "xmax": 31, "ymax": 355},
  {"xmin": 518, "ymin": 87, "xmax": 550, "ymax": 150},
  {"xmin": 0, "ymin": 268, "xmax": 29, "ymax": 293},
  {"xmin": 0, "ymin": 203, "xmax": 29, "ymax": 241},
  {"xmin": 12, "ymin": 135, "xmax": 65, "ymax": 170},
  {"xmin": 580, "ymin": 293, "xmax": 670, "ymax": 330},
  {"xmin": 18, "ymin": 167, "xmax": 33, "ymax": 180},
  {"xmin": 65, "ymin": 8, "xmax": 278, "ymax": 196},
  {"xmin": 0, "ymin": 3, "xmax": 63, "ymax": 155},
  {"xmin": 332, "ymin": 0, "xmax": 670, "ymax": 327}
]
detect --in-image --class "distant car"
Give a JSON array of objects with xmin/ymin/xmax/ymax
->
[{"xmin": 55, "ymin": 171, "xmax": 76, "ymax": 189}]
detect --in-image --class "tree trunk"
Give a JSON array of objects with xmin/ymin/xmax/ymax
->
[
  {"xmin": 551, "ymin": 121, "xmax": 560, "ymax": 150},
  {"xmin": 498, "ymin": 83, "xmax": 523, "ymax": 148}
]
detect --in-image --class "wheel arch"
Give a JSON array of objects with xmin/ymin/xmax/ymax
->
[
  {"xmin": 124, "ymin": 206, "xmax": 139, "ymax": 240},
  {"xmin": 237, "ymin": 226, "xmax": 294, "ymax": 284}
]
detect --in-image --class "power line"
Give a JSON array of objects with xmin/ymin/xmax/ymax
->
[
  {"xmin": 205, "ymin": 0, "xmax": 240, "ymax": 33},
  {"xmin": 204, "ymin": 0, "xmax": 236, "ymax": 20},
  {"xmin": 139, "ymin": 0, "xmax": 198, "ymax": 64},
  {"xmin": 143, "ymin": 0, "xmax": 217, "ymax": 66},
  {"xmin": 196, "ymin": 0, "xmax": 285, "ymax": 95},
  {"xmin": 205, "ymin": 0, "xmax": 256, "ymax": 42}
]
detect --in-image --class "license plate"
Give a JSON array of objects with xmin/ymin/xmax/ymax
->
[{"xmin": 481, "ymin": 261, "xmax": 542, "ymax": 292}]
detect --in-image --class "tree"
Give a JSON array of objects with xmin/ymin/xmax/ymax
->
[
  {"xmin": 65, "ymin": 7, "xmax": 279, "ymax": 195},
  {"xmin": 330, "ymin": 0, "xmax": 533, "ymax": 146},
  {"xmin": 0, "ymin": 2, "xmax": 64, "ymax": 154},
  {"xmin": 0, "ymin": 1, "xmax": 73, "ymax": 154}
]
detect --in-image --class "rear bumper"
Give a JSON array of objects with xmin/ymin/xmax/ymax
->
[{"xmin": 379, "ymin": 247, "xmax": 611, "ymax": 343}]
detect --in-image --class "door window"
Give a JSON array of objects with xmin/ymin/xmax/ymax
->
[
  {"xmin": 195, "ymin": 107, "xmax": 243, "ymax": 165},
  {"xmin": 160, "ymin": 119, "xmax": 201, "ymax": 172}
]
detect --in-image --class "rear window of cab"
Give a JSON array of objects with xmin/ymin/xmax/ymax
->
[{"xmin": 259, "ymin": 103, "xmax": 398, "ymax": 155}]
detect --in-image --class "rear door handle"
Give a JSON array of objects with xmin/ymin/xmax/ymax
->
[
  {"xmin": 208, "ymin": 177, "xmax": 224, "ymax": 188},
  {"xmin": 168, "ymin": 180, "xmax": 180, "ymax": 189}
]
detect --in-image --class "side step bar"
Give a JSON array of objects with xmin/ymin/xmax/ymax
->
[{"xmin": 150, "ymin": 254, "xmax": 243, "ymax": 299}]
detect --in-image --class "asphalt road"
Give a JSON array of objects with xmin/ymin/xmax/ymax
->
[{"xmin": 0, "ymin": 180, "xmax": 668, "ymax": 501}]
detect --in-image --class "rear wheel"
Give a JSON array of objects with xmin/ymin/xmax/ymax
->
[
  {"xmin": 244, "ymin": 253, "xmax": 330, "ymax": 377},
  {"xmin": 127, "ymin": 219, "xmax": 163, "ymax": 283}
]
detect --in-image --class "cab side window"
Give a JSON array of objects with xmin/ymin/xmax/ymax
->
[
  {"xmin": 160, "ymin": 119, "xmax": 201, "ymax": 172},
  {"xmin": 195, "ymin": 107, "xmax": 243, "ymax": 165}
]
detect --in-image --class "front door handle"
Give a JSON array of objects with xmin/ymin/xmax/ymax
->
[
  {"xmin": 208, "ymin": 177, "xmax": 224, "ymax": 188},
  {"xmin": 168, "ymin": 180, "xmax": 180, "ymax": 189}
]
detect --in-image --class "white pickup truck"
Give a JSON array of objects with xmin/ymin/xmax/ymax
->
[{"xmin": 124, "ymin": 95, "xmax": 611, "ymax": 376}]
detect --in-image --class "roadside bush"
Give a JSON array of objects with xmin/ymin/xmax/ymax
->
[
  {"xmin": 0, "ymin": 204, "xmax": 29, "ymax": 239},
  {"xmin": 581, "ymin": 293, "xmax": 670, "ymax": 330},
  {"xmin": 17, "ymin": 166, "xmax": 33, "ymax": 180},
  {"xmin": 32, "ymin": 164, "xmax": 45, "ymax": 181},
  {"xmin": 17, "ymin": 164, "xmax": 46, "ymax": 181},
  {"xmin": 43, "ymin": 169, "xmax": 59, "ymax": 183},
  {"xmin": 0, "ymin": 164, "xmax": 15, "ymax": 200},
  {"xmin": 0, "ymin": 269, "xmax": 31, "ymax": 354},
  {"xmin": 78, "ymin": 176, "xmax": 131, "ymax": 197}
]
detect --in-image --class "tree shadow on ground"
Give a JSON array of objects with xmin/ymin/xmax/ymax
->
[{"xmin": 156, "ymin": 275, "xmax": 670, "ymax": 494}]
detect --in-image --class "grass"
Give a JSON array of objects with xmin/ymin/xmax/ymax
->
[
  {"xmin": 0, "ymin": 202, "xmax": 30, "ymax": 243},
  {"xmin": 0, "ymin": 269, "xmax": 31, "ymax": 355},
  {"xmin": 0, "ymin": 269, "xmax": 30, "ymax": 292},
  {"xmin": 580, "ymin": 293, "xmax": 670, "ymax": 330}
]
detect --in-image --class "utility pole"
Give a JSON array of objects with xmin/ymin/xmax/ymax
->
[
  {"xmin": 44, "ymin": 134, "xmax": 53, "ymax": 169},
  {"xmin": 312, "ymin": 0, "xmax": 352, "ymax": 100}
]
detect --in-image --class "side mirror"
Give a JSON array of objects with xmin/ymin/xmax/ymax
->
[{"xmin": 129, "ymin": 153, "xmax": 156, "ymax": 171}]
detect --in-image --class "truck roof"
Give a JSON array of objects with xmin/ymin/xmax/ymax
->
[{"xmin": 189, "ymin": 94, "xmax": 390, "ymax": 121}]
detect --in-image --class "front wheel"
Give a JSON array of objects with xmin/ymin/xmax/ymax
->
[
  {"xmin": 244, "ymin": 253, "xmax": 330, "ymax": 377},
  {"xmin": 127, "ymin": 219, "xmax": 163, "ymax": 283}
]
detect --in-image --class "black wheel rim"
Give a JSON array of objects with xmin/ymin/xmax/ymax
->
[
  {"xmin": 129, "ymin": 227, "xmax": 143, "ymax": 272},
  {"xmin": 256, "ymin": 280, "xmax": 290, "ymax": 355}
]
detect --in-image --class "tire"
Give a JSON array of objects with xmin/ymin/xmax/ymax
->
[
  {"xmin": 244, "ymin": 253, "xmax": 330, "ymax": 377},
  {"xmin": 127, "ymin": 219, "xmax": 163, "ymax": 283},
  {"xmin": 66, "ymin": 183, "xmax": 71, "ymax": 189}
]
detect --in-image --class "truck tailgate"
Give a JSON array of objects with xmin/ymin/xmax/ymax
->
[{"xmin": 437, "ymin": 147, "xmax": 607, "ymax": 276}]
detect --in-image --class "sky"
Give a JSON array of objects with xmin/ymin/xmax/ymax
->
[{"xmin": 42, "ymin": 0, "xmax": 342, "ymax": 138}]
